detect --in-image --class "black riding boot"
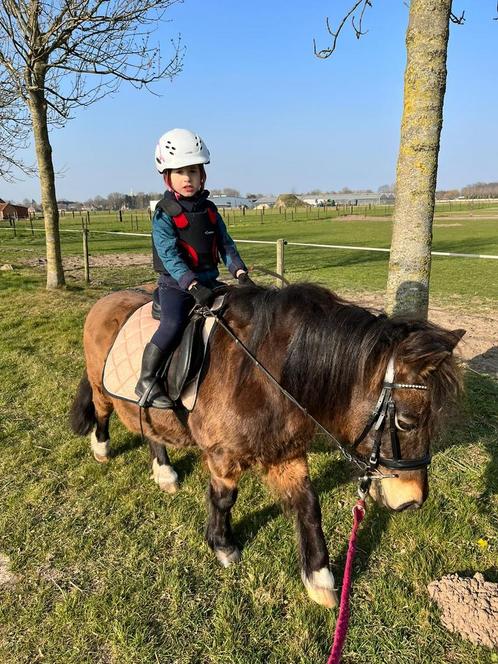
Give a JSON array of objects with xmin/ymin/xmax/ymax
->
[{"xmin": 135, "ymin": 342, "xmax": 174, "ymax": 409}]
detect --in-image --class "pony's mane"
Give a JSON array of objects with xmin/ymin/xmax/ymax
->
[{"xmin": 226, "ymin": 283, "xmax": 462, "ymax": 425}]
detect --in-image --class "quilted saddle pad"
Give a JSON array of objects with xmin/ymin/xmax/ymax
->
[{"xmin": 102, "ymin": 300, "xmax": 218, "ymax": 411}]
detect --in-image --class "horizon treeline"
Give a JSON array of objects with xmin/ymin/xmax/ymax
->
[{"xmin": 9, "ymin": 181, "xmax": 498, "ymax": 210}]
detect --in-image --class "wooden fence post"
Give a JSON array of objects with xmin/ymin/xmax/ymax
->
[
  {"xmin": 276, "ymin": 239, "xmax": 285, "ymax": 288},
  {"xmin": 82, "ymin": 228, "xmax": 90, "ymax": 284}
]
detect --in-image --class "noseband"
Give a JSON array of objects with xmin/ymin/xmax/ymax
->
[{"xmin": 352, "ymin": 356, "xmax": 431, "ymax": 472}]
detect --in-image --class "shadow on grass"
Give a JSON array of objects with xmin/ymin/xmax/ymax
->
[
  {"xmin": 111, "ymin": 431, "xmax": 144, "ymax": 457},
  {"xmin": 433, "ymin": 371, "xmax": 498, "ymax": 511},
  {"xmin": 168, "ymin": 450, "xmax": 198, "ymax": 484},
  {"xmin": 233, "ymin": 454, "xmax": 354, "ymax": 552},
  {"xmin": 453, "ymin": 567, "xmax": 498, "ymax": 584},
  {"xmin": 331, "ymin": 503, "xmax": 392, "ymax": 581}
]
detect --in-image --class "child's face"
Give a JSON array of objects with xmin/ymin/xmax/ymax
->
[{"xmin": 167, "ymin": 165, "xmax": 202, "ymax": 197}]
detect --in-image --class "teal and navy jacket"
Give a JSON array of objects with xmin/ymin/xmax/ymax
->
[{"xmin": 152, "ymin": 190, "xmax": 247, "ymax": 290}]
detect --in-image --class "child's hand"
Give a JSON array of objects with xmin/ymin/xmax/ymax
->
[
  {"xmin": 237, "ymin": 272, "xmax": 255, "ymax": 286},
  {"xmin": 189, "ymin": 282, "xmax": 213, "ymax": 307}
]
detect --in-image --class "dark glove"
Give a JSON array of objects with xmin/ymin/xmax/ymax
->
[
  {"xmin": 237, "ymin": 272, "xmax": 255, "ymax": 286},
  {"xmin": 189, "ymin": 282, "xmax": 214, "ymax": 307}
]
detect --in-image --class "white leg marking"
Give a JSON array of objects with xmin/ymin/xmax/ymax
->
[
  {"xmin": 302, "ymin": 567, "xmax": 339, "ymax": 609},
  {"xmin": 215, "ymin": 547, "xmax": 241, "ymax": 567},
  {"xmin": 151, "ymin": 458, "xmax": 179, "ymax": 494},
  {"xmin": 91, "ymin": 430, "xmax": 110, "ymax": 463}
]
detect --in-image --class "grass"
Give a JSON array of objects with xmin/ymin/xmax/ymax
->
[
  {"xmin": 0, "ymin": 264, "xmax": 497, "ymax": 663},
  {"xmin": 1, "ymin": 205, "xmax": 498, "ymax": 307},
  {"xmin": 0, "ymin": 205, "xmax": 497, "ymax": 661}
]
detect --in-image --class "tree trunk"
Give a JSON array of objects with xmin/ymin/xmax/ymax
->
[
  {"xmin": 385, "ymin": 0, "xmax": 452, "ymax": 318},
  {"xmin": 28, "ymin": 79, "xmax": 65, "ymax": 289}
]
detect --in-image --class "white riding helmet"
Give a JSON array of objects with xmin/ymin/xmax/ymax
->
[{"xmin": 155, "ymin": 128, "xmax": 210, "ymax": 172}]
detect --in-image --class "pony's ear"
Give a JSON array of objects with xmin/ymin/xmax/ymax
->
[
  {"xmin": 399, "ymin": 327, "xmax": 465, "ymax": 378},
  {"xmin": 450, "ymin": 329, "xmax": 466, "ymax": 346},
  {"xmin": 417, "ymin": 350, "xmax": 452, "ymax": 377}
]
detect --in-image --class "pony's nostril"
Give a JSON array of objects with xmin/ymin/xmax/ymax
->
[{"xmin": 395, "ymin": 501, "xmax": 421, "ymax": 512}]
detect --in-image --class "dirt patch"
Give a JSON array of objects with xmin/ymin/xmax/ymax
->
[
  {"xmin": 428, "ymin": 573, "xmax": 498, "ymax": 649},
  {"xmin": 0, "ymin": 553, "xmax": 18, "ymax": 587},
  {"xmin": 338, "ymin": 215, "xmax": 392, "ymax": 221},
  {"xmin": 24, "ymin": 253, "xmax": 151, "ymax": 271},
  {"xmin": 341, "ymin": 290, "xmax": 498, "ymax": 379}
]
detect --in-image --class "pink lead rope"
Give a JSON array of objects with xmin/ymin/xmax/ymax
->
[{"xmin": 327, "ymin": 498, "xmax": 366, "ymax": 664}]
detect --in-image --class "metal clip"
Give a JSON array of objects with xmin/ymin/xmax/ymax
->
[{"xmin": 357, "ymin": 475, "xmax": 371, "ymax": 500}]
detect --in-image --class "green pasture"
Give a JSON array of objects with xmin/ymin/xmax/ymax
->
[
  {"xmin": 1, "ymin": 205, "xmax": 498, "ymax": 304},
  {"xmin": 0, "ymin": 264, "xmax": 497, "ymax": 662}
]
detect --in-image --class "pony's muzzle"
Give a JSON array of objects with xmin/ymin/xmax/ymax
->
[
  {"xmin": 393, "ymin": 499, "xmax": 422, "ymax": 512},
  {"xmin": 369, "ymin": 471, "xmax": 428, "ymax": 511}
]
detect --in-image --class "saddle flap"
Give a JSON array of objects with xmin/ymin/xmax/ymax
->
[{"xmin": 166, "ymin": 315, "xmax": 205, "ymax": 401}]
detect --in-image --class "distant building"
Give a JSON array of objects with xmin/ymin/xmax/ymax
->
[
  {"xmin": 57, "ymin": 199, "xmax": 80, "ymax": 211},
  {"xmin": 0, "ymin": 201, "xmax": 29, "ymax": 219},
  {"xmin": 254, "ymin": 196, "xmax": 278, "ymax": 209},
  {"xmin": 210, "ymin": 195, "xmax": 254, "ymax": 209},
  {"xmin": 300, "ymin": 192, "xmax": 395, "ymax": 206}
]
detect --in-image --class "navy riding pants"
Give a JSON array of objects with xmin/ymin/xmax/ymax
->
[
  {"xmin": 150, "ymin": 274, "xmax": 224, "ymax": 354},
  {"xmin": 150, "ymin": 278, "xmax": 195, "ymax": 353}
]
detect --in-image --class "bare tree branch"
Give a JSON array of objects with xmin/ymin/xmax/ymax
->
[
  {"xmin": 0, "ymin": 73, "xmax": 31, "ymax": 180},
  {"xmin": 0, "ymin": 0, "xmax": 185, "ymax": 288},
  {"xmin": 450, "ymin": 10, "xmax": 465, "ymax": 24},
  {"xmin": 314, "ymin": 0, "xmax": 372, "ymax": 59}
]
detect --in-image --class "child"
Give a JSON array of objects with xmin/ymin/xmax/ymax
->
[{"xmin": 135, "ymin": 128, "xmax": 253, "ymax": 408}]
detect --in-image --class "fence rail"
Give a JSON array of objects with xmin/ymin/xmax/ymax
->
[{"xmin": 2, "ymin": 226, "xmax": 497, "ymax": 288}]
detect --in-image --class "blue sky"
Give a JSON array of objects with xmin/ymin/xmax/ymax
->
[{"xmin": 3, "ymin": 1, "xmax": 497, "ymax": 202}]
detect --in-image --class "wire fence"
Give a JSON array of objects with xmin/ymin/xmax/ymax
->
[{"xmin": 2, "ymin": 224, "xmax": 497, "ymax": 290}]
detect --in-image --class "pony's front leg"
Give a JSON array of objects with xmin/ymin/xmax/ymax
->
[
  {"xmin": 148, "ymin": 439, "xmax": 179, "ymax": 494},
  {"xmin": 267, "ymin": 457, "xmax": 338, "ymax": 608},
  {"xmin": 205, "ymin": 453, "xmax": 241, "ymax": 567}
]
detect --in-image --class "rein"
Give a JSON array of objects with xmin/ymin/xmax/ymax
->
[{"xmin": 199, "ymin": 306, "xmax": 430, "ymax": 482}]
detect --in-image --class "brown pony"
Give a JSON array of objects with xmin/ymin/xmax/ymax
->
[{"xmin": 70, "ymin": 282, "xmax": 464, "ymax": 608}]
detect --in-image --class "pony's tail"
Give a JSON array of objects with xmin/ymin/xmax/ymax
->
[{"xmin": 70, "ymin": 370, "xmax": 96, "ymax": 436}]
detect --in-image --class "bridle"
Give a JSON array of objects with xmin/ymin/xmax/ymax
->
[
  {"xmin": 199, "ymin": 306, "xmax": 432, "ymax": 484},
  {"xmin": 351, "ymin": 356, "xmax": 431, "ymax": 473}
]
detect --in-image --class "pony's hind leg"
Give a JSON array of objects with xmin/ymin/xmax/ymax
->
[
  {"xmin": 148, "ymin": 439, "xmax": 179, "ymax": 494},
  {"xmin": 70, "ymin": 370, "xmax": 113, "ymax": 463},
  {"xmin": 89, "ymin": 384, "xmax": 113, "ymax": 463},
  {"xmin": 91, "ymin": 412, "xmax": 112, "ymax": 463},
  {"xmin": 205, "ymin": 452, "xmax": 242, "ymax": 567},
  {"xmin": 266, "ymin": 457, "xmax": 338, "ymax": 609}
]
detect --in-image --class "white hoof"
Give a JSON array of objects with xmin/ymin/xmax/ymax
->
[
  {"xmin": 302, "ymin": 567, "xmax": 338, "ymax": 608},
  {"xmin": 215, "ymin": 547, "xmax": 241, "ymax": 568},
  {"xmin": 151, "ymin": 458, "xmax": 179, "ymax": 494},
  {"xmin": 91, "ymin": 431, "xmax": 110, "ymax": 463}
]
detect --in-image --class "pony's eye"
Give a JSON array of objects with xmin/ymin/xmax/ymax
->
[{"xmin": 395, "ymin": 413, "xmax": 418, "ymax": 432}]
